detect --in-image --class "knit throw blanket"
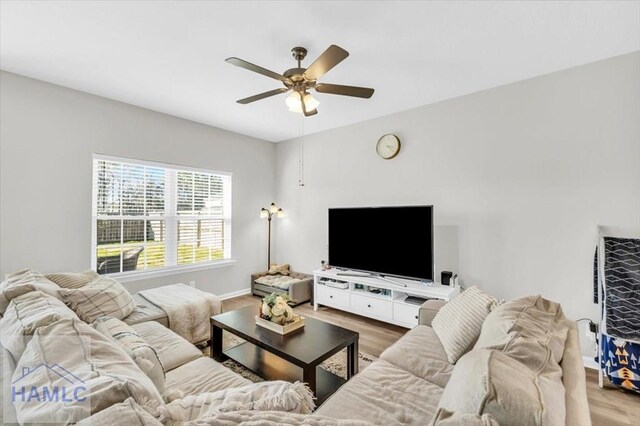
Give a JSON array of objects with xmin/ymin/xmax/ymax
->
[
  {"xmin": 184, "ymin": 410, "xmax": 374, "ymax": 426},
  {"xmin": 138, "ymin": 283, "xmax": 221, "ymax": 344}
]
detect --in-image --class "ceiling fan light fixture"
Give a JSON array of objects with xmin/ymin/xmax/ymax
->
[
  {"xmin": 227, "ymin": 45, "xmax": 373, "ymax": 116},
  {"xmin": 286, "ymin": 91, "xmax": 319, "ymax": 113}
]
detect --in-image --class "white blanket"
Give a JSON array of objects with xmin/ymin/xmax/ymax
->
[
  {"xmin": 138, "ymin": 283, "xmax": 221, "ymax": 344},
  {"xmin": 156, "ymin": 381, "xmax": 315, "ymax": 425},
  {"xmin": 185, "ymin": 410, "xmax": 374, "ymax": 426}
]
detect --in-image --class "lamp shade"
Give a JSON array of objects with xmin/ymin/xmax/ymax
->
[
  {"xmin": 286, "ymin": 91, "xmax": 319, "ymax": 113},
  {"xmin": 285, "ymin": 91, "xmax": 301, "ymax": 111},
  {"xmin": 276, "ymin": 208, "xmax": 285, "ymax": 218},
  {"xmin": 269, "ymin": 203, "xmax": 278, "ymax": 213},
  {"xmin": 260, "ymin": 208, "xmax": 269, "ymax": 218}
]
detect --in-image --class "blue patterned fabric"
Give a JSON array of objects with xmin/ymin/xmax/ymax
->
[{"xmin": 600, "ymin": 334, "xmax": 640, "ymax": 394}]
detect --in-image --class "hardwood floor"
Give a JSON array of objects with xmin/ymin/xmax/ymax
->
[{"xmin": 223, "ymin": 294, "xmax": 639, "ymax": 426}]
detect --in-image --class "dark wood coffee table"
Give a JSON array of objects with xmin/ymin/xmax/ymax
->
[{"xmin": 210, "ymin": 305, "xmax": 359, "ymax": 405}]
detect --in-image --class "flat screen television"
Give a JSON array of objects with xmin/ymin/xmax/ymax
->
[{"xmin": 328, "ymin": 205, "xmax": 434, "ymax": 281}]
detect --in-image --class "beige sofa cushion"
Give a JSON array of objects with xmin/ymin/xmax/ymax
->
[
  {"xmin": 380, "ymin": 325, "xmax": 454, "ymax": 388},
  {"xmin": 12, "ymin": 318, "xmax": 163, "ymax": 424},
  {"xmin": 203, "ymin": 410, "xmax": 374, "ymax": 425},
  {"xmin": 1, "ymin": 343, "xmax": 18, "ymax": 424},
  {"xmin": 131, "ymin": 321, "xmax": 202, "ymax": 372},
  {"xmin": 123, "ymin": 293, "xmax": 169, "ymax": 328},
  {"xmin": 315, "ymin": 359, "xmax": 443, "ymax": 425},
  {"xmin": 561, "ymin": 322, "xmax": 592, "ymax": 426},
  {"xmin": 431, "ymin": 286, "xmax": 498, "ymax": 364},
  {"xmin": 419, "ymin": 299, "xmax": 447, "ymax": 326},
  {"xmin": 165, "ymin": 357, "xmax": 250, "ymax": 397},
  {"xmin": 437, "ymin": 349, "xmax": 565, "ymax": 426},
  {"xmin": 0, "ymin": 290, "xmax": 77, "ymax": 359},
  {"xmin": 429, "ymin": 408, "xmax": 499, "ymax": 426},
  {"xmin": 93, "ymin": 316, "xmax": 166, "ymax": 395},
  {"xmin": 45, "ymin": 270, "xmax": 99, "ymax": 289},
  {"xmin": 60, "ymin": 276, "xmax": 135, "ymax": 323},
  {"xmin": 0, "ymin": 269, "xmax": 62, "ymax": 315},
  {"xmin": 474, "ymin": 295, "xmax": 570, "ymax": 374},
  {"xmin": 76, "ymin": 397, "xmax": 163, "ymax": 426}
]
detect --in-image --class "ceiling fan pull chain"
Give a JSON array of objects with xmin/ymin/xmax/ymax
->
[{"xmin": 298, "ymin": 116, "xmax": 305, "ymax": 187}]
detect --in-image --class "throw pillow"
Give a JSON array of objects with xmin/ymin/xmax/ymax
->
[
  {"xmin": 431, "ymin": 286, "xmax": 498, "ymax": 364},
  {"xmin": 474, "ymin": 295, "xmax": 570, "ymax": 374},
  {"xmin": 45, "ymin": 270, "xmax": 99, "ymax": 289},
  {"xmin": 59, "ymin": 275, "xmax": 135, "ymax": 323},
  {"xmin": 268, "ymin": 264, "xmax": 290, "ymax": 276},
  {"xmin": 93, "ymin": 316, "xmax": 165, "ymax": 395},
  {"xmin": 0, "ymin": 269, "xmax": 63, "ymax": 315},
  {"xmin": 437, "ymin": 349, "xmax": 566, "ymax": 426},
  {"xmin": 0, "ymin": 290, "xmax": 78, "ymax": 360},
  {"xmin": 13, "ymin": 318, "xmax": 163, "ymax": 424}
]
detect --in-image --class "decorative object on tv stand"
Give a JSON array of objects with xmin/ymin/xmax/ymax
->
[
  {"xmin": 256, "ymin": 292, "xmax": 305, "ymax": 335},
  {"xmin": 321, "ymin": 260, "xmax": 331, "ymax": 271},
  {"xmin": 260, "ymin": 202, "xmax": 284, "ymax": 270}
]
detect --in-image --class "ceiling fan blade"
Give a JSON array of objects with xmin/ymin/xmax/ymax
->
[
  {"xmin": 303, "ymin": 45, "xmax": 349, "ymax": 81},
  {"xmin": 226, "ymin": 57, "xmax": 290, "ymax": 83},
  {"xmin": 237, "ymin": 88, "xmax": 289, "ymax": 104},
  {"xmin": 301, "ymin": 94, "xmax": 318, "ymax": 117},
  {"xmin": 315, "ymin": 83, "xmax": 374, "ymax": 99}
]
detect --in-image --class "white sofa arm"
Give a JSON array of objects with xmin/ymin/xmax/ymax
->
[{"xmin": 418, "ymin": 299, "xmax": 447, "ymax": 326}]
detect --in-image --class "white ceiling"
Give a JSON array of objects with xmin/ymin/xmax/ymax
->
[{"xmin": 1, "ymin": 1, "xmax": 639, "ymax": 142}]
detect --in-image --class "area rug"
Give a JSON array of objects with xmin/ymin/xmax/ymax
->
[{"xmin": 202, "ymin": 332, "xmax": 377, "ymax": 383}]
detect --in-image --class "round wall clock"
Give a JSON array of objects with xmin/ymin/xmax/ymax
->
[{"xmin": 376, "ymin": 134, "xmax": 401, "ymax": 159}]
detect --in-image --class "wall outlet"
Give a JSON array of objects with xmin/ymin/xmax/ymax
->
[
  {"xmin": 584, "ymin": 320, "xmax": 597, "ymax": 341},
  {"xmin": 189, "ymin": 281, "xmax": 196, "ymax": 288}
]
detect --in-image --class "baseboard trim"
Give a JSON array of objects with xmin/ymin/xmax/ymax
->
[
  {"xmin": 583, "ymin": 355, "xmax": 599, "ymax": 370},
  {"xmin": 219, "ymin": 288, "xmax": 252, "ymax": 300}
]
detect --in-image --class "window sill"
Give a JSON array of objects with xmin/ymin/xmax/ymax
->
[{"xmin": 107, "ymin": 259, "xmax": 237, "ymax": 283}]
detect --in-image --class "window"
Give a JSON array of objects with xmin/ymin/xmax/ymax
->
[{"xmin": 92, "ymin": 155, "xmax": 232, "ymax": 276}]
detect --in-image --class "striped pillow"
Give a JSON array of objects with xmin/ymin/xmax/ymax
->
[
  {"xmin": 0, "ymin": 290, "xmax": 78, "ymax": 360},
  {"xmin": 45, "ymin": 270, "xmax": 99, "ymax": 289},
  {"xmin": 0, "ymin": 269, "xmax": 62, "ymax": 315},
  {"xmin": 60, "ymin": 276, "xmax": 135, "ymax": 323},
  {"xmin": 432, "ymin": 286, "xmax": 498, "ymax": 364}
]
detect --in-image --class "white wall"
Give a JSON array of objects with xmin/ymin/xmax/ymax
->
[
  {"xmin": 2, "ymin": 52, "xmax": 639, "ymax": 356},
  {"xmin": 274, "ymin": 52, "xmax": 640, "ymax": 355},
  {"xmin": 0, "ymin": 71, "xmax": 276, "ymax": 296}
]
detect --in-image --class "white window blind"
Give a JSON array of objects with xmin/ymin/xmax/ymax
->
[{"xmin": 92, "ymin": 155, "xmax": 232, "ymax": 275}]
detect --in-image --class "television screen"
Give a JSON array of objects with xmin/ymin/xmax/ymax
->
[{"xmin": 328, "ymin": 206, "xmax": 434, "ymax": 281}]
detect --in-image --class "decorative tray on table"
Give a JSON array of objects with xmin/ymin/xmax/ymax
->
[{"xmin": 255, "ymin": 315, "xmax": 305, "ymax": 335}]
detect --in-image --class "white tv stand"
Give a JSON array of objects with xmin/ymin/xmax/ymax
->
[{"xmin": 313, "ymin": 269, "xmax": 460, "ymax": 328}]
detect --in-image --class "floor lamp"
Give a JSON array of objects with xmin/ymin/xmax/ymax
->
[{"xmin": 260, "ymin": 202, "xmax": 284, "ymax": 270}]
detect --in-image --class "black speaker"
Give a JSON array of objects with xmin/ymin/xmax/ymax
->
[{"xmin": 441, "ymin": 271, "xmax": 453, "ymax": 286}]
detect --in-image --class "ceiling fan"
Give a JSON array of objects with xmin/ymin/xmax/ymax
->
[{"xmin": 226, "ymin": 45, "xmax": 374, "ymax": 117}]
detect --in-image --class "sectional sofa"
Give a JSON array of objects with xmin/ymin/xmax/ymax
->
[
  {"xmin": 316, "ymin": 296, "xmax": 592, "ymax": 425},
  {"xmin": 0, "ymin": 274, "xmax": 248, "ymax": 424},
  {"xmin": 1, "ymin": 268, "xmax": 591, "ymax": 425}
]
